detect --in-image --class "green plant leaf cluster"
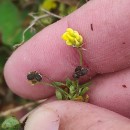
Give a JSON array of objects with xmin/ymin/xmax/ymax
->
[
  {"xmin": 0, "ymin": 0, "xmax": 22, "ymax": 46},
  {"xmin": 1, "ymin": 116, "xmax": 21, "ymax": 130},
  {"xmin": 0, "ymin": 0, "xmax": 35, "ymax": 46},
  {"xmin": 52, "ymin": 79, "xmax": 91, "ymax": 102}
]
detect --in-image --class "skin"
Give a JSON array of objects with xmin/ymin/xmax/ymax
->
[
  {"xmin": 24, "ymin": 101, "xmax": 130, "ymax": 130},
  {"xmin": 4, "ymin": 0, "xmax": 130, "ymax": 129}
]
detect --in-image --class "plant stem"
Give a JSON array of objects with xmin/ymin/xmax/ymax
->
[
  {"xmin": 0, "ymin": 100, "xmax": 45, "ymax": 117},
  {"xmin": 40, "ymin": 82, "xmax": 70, "ymax": 97},
  {"xmin": 77, "ymin": 48, "xmax": 83, "ymax": 66}
]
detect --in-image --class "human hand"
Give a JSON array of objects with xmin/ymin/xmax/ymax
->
[{"xmin": 4, "ymin": 0, "xmax": 130, "ymax": 129}]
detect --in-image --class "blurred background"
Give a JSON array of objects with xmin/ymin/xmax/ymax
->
[{"xmin": 0, "ymin": 0, "xmax": 87, "ymax": 126}]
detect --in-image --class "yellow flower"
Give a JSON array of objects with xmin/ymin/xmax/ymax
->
[
  {"xmin": 62, "ymin": 28, "xmax": 83, "ymax": 47},
  {"xmin": 40, "ymin": 0, "xmax": 57, "ymax": 11}
]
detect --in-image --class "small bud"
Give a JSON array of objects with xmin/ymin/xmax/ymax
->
[
  {"xmin": 73, "ymin": 66, "xmax": 89, "ymax": 79},
  {"xmin": 27, "ymin": 71, "xmax": 42, "ymax": 85}
]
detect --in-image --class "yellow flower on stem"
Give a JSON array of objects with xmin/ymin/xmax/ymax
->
[{"xmin": 62, "ymin": 28, "xmax": 83, "ymax": 47}]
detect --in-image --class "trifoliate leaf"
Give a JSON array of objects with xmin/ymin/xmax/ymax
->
[{"xmin": 1, "ymin": 116, "xmax": 21, "ymax": 130}]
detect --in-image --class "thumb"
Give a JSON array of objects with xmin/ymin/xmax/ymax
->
[
  {"xmin": 24, "ymin": 101, "xmax": 130, "ymax": 130},
  {"xmin": 4, "ymin": 0, "xmax": 130, "ymax": 99}
]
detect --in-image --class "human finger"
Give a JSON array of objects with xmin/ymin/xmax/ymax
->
[
  {"xmin": 24, "ymin": 101, "xmax": 130, "ymax": 130},
  {"xmin": 4, "ymin": 0, "xmax": 130, "ymax": 99}
]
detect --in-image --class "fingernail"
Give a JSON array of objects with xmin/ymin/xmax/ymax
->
[{"xmin": 24, "ymin": 107, "xmax": 60, "ymax": 130}]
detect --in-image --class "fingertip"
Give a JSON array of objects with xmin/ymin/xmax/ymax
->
[
  {"xmin": 4, "ymin": 51, "xmax": 55, "ymax": 100},
  {"xmin": 4, "ymin": 0, "xmax": 130, "ymax": 100},
  {"xmin": 4, "ymin": 20, "xmax": 71, "ymax": 99},
  {"xmin": 24, "ymin": 107, "xmax": 60, "ymax": 130}
]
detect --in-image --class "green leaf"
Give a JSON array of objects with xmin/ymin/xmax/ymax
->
[
  {"xmin": 79, "ymin": 87, "xmax": 89, "ymax": 96},
  {"xmin": 69, "ymin": 85, "xmax": 75, "ymax": 94},
  {"xmin": 55, "ymin": 90, "xmax": 62, "ymax": 100},
  {"xmin": 51, "ymin": 82, "xmax": 65, "ymax": 87},
  {"xmin": 0, "ymin": 0, "xmax": 22, "ymax": 46},
  {"xmin": 66, "ymin": 78, "xmax": 72, "ymax": 87},
  {"xmin": 0, "ymin": 0, "xmax": 34, "ymax": 46},
  {"xmin": 1, "ymin": 116, "xmax": 21, "ymax": 130}
]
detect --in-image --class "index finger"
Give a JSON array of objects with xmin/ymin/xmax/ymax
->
[{"xmin": 4, "ymin": 0, "xmax": 130, "ymax": 99}]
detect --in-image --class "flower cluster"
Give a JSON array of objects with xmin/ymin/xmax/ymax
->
[{"xmin": 62, "ymin": 28, "xmax": 83, "ymax": 47}]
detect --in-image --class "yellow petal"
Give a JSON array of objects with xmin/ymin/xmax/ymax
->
[
  {"xmin": 67, "ymin": 28, "xmax": 74, "ymax": 34},
  {"xmin": 66, "ymin": 40, "xmax": 73, "ymax": 46},
  {"xmin": 75, "ymin": 39, "xmax": 81, "ymax": 47},
  {"xmin": 66, "ymin": 34, "xmax": 74, "ymax": 42},
  {"xmin": 79, "ymin": 35, "xmax": 83, "ymax": 43},
  {"xmin": 62, "ymin": 33, "xmax": 68, "ymax": 41}
]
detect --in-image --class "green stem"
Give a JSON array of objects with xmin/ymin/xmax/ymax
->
[
  {"xmin": 77, "ymin": 48, "xmax": 83, "ymax": 66},
  {"xmin": 40, "ymin": 82, "xmax": 70, "ymax": 97},
  {"xmin": 75, "ymin": 80, "xmax": 80, "ymax": 96},
  {"xmin": 37, "ymin": 74, "xmax": 70, "ymax": 98}
]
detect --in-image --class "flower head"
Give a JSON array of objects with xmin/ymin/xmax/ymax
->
[{"xmin": 62, "ymin": 28, "xmax": 83, "ymax": 47}]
